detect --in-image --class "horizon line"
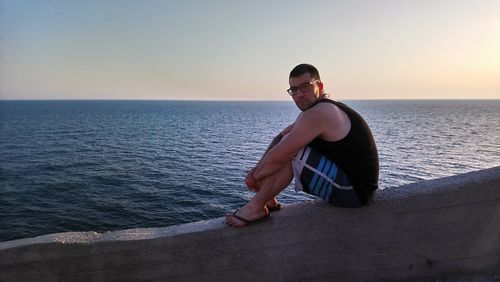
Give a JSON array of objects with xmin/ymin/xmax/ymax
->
[{"xmin": 1, "ymin": 98, "xmax": 499, "ymax": 102}]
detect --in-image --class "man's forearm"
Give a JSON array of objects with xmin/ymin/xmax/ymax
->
[
  {"xmin": 264, "ymin": 133, "xmax": 283, "ymax": 155},
  {"xmin": 252, "ymin": 153, "xmax": 288, "ymax": 181},
  {"xmin": 257, "ymin": 124, "xmax": 293, "ymax": 164},
  {"xmin": 252, "ymin": 133, "xmax": 283, "ymax": 168},
  {"xmin": 250, "ymin": 124, "xmax": 294, "ymax": 183},
  {"xmin": 249, "ymin": 133, "xmax": 284, "ymax": 185},
  {"xmin": 252, "ymin": 132, "xmax": 294, "ymax": 181}
]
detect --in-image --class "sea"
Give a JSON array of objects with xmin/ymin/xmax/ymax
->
[{"xmin": 0, "ymin": 100, "xmax": 499, "ymax": 242}]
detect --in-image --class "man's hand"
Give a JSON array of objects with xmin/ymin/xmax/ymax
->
[{"xmin": 245, "ymin": 167, "xmax": 261, "ymax": 192}]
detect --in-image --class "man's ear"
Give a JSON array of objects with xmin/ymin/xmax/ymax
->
[{"xmin": 318, "ymin": 81, "xmax": 324, "ymax": 92}]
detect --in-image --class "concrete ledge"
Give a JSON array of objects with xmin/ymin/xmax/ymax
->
[{"xmin": 1, "ymin": 167, "xmax": 499, "ymax": 281}]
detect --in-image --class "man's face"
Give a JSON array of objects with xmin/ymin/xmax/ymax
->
[{"xmin": 289, "ymin": 73, "xmax": 323, "ymax": 111}]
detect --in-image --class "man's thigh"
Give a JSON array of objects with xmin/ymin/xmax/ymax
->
[{"xmin": 292, "ymin": 146, "xmax": 362, "ymax": 208}]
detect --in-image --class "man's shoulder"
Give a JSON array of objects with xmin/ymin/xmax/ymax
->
[
  {"xmin": 301, "ymin": 103, "xmax": 327, "ymax": 116},
  {"xmin": 308, "ymin": 100, "xmax": 342, "ymax": 116},
  {"xmin": 297, "ymin": 102, "xmax": 336, "ymax": 125},
  {"xmin": 314, "ymin": 100, "xmax": 338, "ymax": 109},
  {"xmin": 302, "ymin": 100, "xmax": 350, "ymax": 128}
]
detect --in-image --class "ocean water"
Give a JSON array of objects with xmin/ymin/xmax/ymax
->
[{"xmin": 0, "ymin": 100, "xmax": 499, "ymax": 242}]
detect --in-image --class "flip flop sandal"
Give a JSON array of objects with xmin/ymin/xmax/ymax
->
[
  {"xmin": 229, "ymin": 209, "xmax": 271, "ymax": 227},
  {"xmin": 267, "ymin": 203, "xmax": 282, "ymax": 212}
]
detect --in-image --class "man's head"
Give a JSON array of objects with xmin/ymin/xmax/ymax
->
[{"xmin": 287, "ymin": 64, "xmax": 325, "ymax": 111}]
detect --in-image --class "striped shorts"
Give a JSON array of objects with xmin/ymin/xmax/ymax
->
[{"xmin": 292, "ymin": 146, "xmax": 363, "ymax": 208}]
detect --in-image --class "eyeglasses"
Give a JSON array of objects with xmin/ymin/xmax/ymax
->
[{"xmin": 286, "ymin": 80, "xmax": 318, "ymax": 96}]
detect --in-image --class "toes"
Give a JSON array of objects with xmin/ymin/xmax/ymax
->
[
  {"xmin": 225, "ymin": 215, "xmax": 236, "ymax": 226},
  {"xmin": 225, "ymin": 214, "xmax": 243, "ymax": 227}
]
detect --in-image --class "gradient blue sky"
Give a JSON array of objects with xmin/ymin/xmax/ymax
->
[{"xmin": 1, "ymin": 0, "xmax": 499, "ymax": 100}]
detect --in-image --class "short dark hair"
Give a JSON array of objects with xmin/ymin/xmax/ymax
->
[{"xmin": 289, "ymin": 64, "xmax": 321, "ymax": 80}]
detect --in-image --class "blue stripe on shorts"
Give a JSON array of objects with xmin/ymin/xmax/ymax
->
[{"xmin": 294, "ymin": 146, "xmax": 362, "ymax": 208}]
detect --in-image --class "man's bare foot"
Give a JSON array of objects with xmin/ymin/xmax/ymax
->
[
  {"xmin": 225, "ymin": 203, "xmax": 270, "ymax": 227},
  {"xmin": 266, "ymin": 198, "xmax": 282, "ymax": 211},
  {"xmin": 266, "ymin": 198, "xmax": 277, "ymax": 208}
]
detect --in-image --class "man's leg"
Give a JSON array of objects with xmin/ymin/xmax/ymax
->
[
  {"xmin": 266, "ymin": 198, "xmax": 280, "ymax": 209},
  {"xmin": 225, "ymin": 162, "xmax": 293, "ymax": 227},
  {"xmin": 295, "ymin": 146, "xmax": 363, "ymax": 208}
]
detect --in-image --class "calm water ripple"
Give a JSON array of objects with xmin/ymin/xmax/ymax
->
[{"xmin": 0, "ymin": 100, "xmax": 499, "ymax": 241}]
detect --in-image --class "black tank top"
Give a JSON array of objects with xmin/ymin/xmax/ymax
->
[{"xmin": 308, "ymin": 99, "xmax": 379, "ymax": 204}]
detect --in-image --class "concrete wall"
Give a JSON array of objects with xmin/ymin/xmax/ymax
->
[{"xmin": 1, "ymin": 167, "xmax": 499, "ymax": 282}]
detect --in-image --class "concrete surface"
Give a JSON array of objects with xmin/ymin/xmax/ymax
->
[{"xmin": 1, "ymin": 166, "xmax": 499, "ymax": 282}]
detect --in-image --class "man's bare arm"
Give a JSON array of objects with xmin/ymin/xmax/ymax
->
[
  {"xmin": 263, "ymin": 123, "xmax": 294, "ymax": 156},
  {"xmin": 245, "ymin": 123, "xmax": 295, "ymax": 191},
  {"xmin": 252, "ymin": 109, "xmax": 327, "ymax": 181}
]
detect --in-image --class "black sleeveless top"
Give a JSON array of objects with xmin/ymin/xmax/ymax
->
[{"xmin": 308, "ymin": 99, "xmax": 379, "ymax": 204}]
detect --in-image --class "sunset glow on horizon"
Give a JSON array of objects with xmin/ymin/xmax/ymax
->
[{"xmin": 1, "ymin": 0, "xmax": 499, "ymax": 100}]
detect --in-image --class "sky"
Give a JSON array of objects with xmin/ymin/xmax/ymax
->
[{"xmin": 0, "ymin": 0, "xmax": 499, "ymax": 100}]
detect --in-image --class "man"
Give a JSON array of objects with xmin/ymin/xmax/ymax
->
[{"xmin": 226, "ymin": 64, "xmax": 379, "ymax": 227}]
